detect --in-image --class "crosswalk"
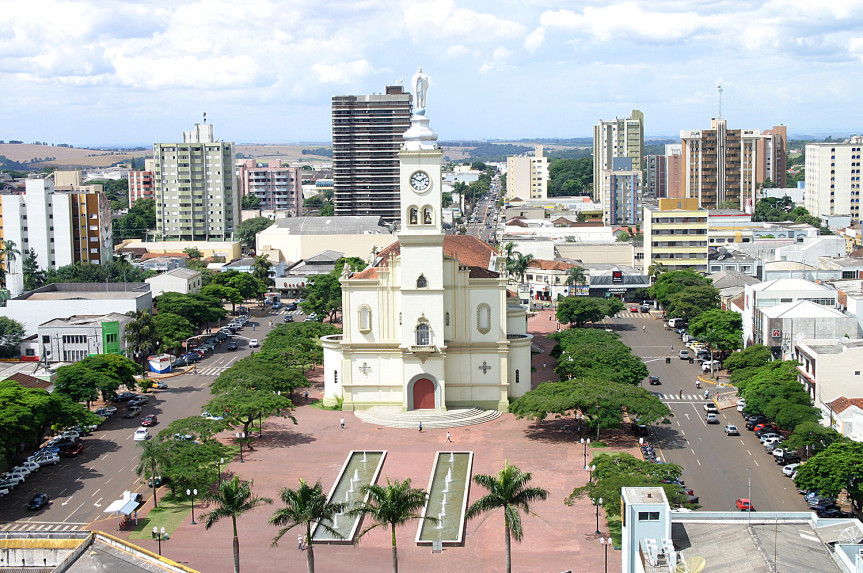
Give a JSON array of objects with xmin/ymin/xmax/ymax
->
[
  {"xmin": 655, "ymin": 393, "xmax": 708, "ymax": 402},
  {"xmin": 0, "ymin": 522, "xmax": 86, "ymax": 532},
  {"xmin": 615, "ymin": 311, "xmax": 654, "ymax": 319},
  {"xmin": 196, "ymin": 365, "xmax": 231, "ymax": 377},
  {"xmin": 272, "ymin": 308, "xmax": 303, "ymax": 316}
]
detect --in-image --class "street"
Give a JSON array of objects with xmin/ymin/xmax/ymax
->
[
  {"xmin": 607, "ymin": 311, "xmax": 805, "ymax": 512},
  {"xmin": 0, "ymin": 309, "xmax": 295, "ymax": 533}
]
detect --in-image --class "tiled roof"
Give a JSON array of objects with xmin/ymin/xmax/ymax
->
[
  {"xmin": 349, "ymin": 235, "xmax": 499, "ymax": 280},
  {"xmin": 826, "ymin": 396, "xmax": 863, "ymax": 414},
  {"xmin": 5, "ymin": 372, "xmax": 51, "ymax": 390},
  {"xmin": 527, "ymin": 259, "xmax": 576, "ymax": 271},
  {"xmin": 506, "ymin": 219, "xmax": 528, "ymax": 227},
  {"xmin": 139, "ymin": 252, "xmax": 188, "ymax": 261}
]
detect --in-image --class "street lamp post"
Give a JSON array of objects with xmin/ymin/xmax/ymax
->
[
  {"xmin": 594, "ymin": 497, "xmax": 603, "ymax": 535},
  {"xmin": 588, "ymin": 464, "xmax": 596, "ymax": 483},
  {"xmin": 600, "ymin": 536, "xmax": 610, "ymax": 573},
  {"xmin": 237, "ymin": 432, "xmax": 246, "ymax": 463},
  {"xmin": 217, "ymin": 457, "xmax": 225, "ymax": 482},
  {"xmin": 152, "ymin": 526, "xmax": 166, "ymax": 555},
  {"xmin": 581, "ymin": 437, "xmax": 591, "ymax": 470},
  {"xmin": 186, "ymin": 488, "xmax": 198, "ymax": 525}
]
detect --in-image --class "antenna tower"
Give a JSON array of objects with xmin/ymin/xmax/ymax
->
[{"xmin": 716, "ymin": 83, "xmax": 723, "ymax": 119}]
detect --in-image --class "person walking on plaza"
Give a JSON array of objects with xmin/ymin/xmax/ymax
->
[
  {"xmin": 340, "ymin": 417, "xmax": 345, "ymax": 429},
  {"xmin": 679, "ymin": 388, "xmax": 683, "ymax": 399},
  {"xmin": 446, "ymin": 431, "xmax": 452, "ymax": 443},
  {"xmin": 642, "ymin": 325, "xmax": 646, "ymax": 332},
  {"xmin": 298, "ymin": 533, "xmax": 304, "ymax": 550},
  {"xmin": 419, "ymin": 421, "xmax": 423, "ymax": 432}
]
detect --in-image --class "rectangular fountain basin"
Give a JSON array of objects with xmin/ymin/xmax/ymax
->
[{"xmin": 416, "ymin": 451, "xmax": 473, "ymax": 546}]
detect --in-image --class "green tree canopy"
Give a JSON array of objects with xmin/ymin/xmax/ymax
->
[
  {"xmin": 44, "ymin": 259, "xmax": 154, "ymax": 284},
  {"xmin": 783, "ymin": 420, "xmax": 846, "ymax": 457},
  {"xmin": 548, "ymin": 157, "xmax": 592, "ymax": 196},
  {"xmin": 155, "ymin": 292, "xmax": 226, "ymax": 328},
  {"xmin": 686, "ymin": 309, "xmax": 743, "ymax": 354},
  {"xmin": 213, "ymin": 270, "xmax": 260, "ymax": 300},
  {"xmin": 301, "ymin": 257, "xmax": 366, "ymax": 322},
  {"xmin": 22, "ymin": 248, "xmax": 46, "ymax": 291},
  {"xmin": 201, "ymin": 284, "xmax": 243, "ymax": 312},
  {"xmin": 236, "ymin": 216, "xmax": 275, "ymax": 248},
  {"xmin": 556, "ymin": 297, "xmax": 623, "ymax": 327},
  {"xmin": 0, "ymin": 317, "xmax": 25, "ymax": 358},
  {"xmin": 124, "ymin": 310, "xmax": 159, "ymax": 370},
  {"xmin": 794, "ymin": 441, "xmax": 863, "ymax": 513},
  {"xmin": 205, "ymin": 386, "xmax": 295, "ymax": 437},
  {"xmin": 112, "ymin": 198, "xmax": 156, "ymax": 241},
  {"xmin": 737, "ymin": 361, "xmax": 820, "ymax": 431},
  {"xmin": 724, "ymin": 344, "xmax": 772, "ymax": 383},
  {"xmin": 241, "ymin": 195, "xmax": 261, "ymax": 210},
  {"xmin": 664, "ymin": 284, "xmax": 719, "ymax": 320},
  {"xmin": 651, "ymin": 270, "xmax": 713, "ymax": 307},
  {"xmin": 152, "ymin": 312, "xmax": 196, "ymax": 354},
  {"xmin": 54, "ymin": 354, "xmax": 140, "ymax": 405}
]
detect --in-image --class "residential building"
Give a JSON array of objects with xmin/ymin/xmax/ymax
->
[
  {"xmin": 805, "ymin": 137, "xmax": 863, "ymax": 221},
  {"xmin": 645, "ymin": 154, "xmax": 666, "ymax": 199},
  {"xmin": 593, "ymin": 110, "xmax": 644, "ymax": 196},
  {"xmin": 832, "ymin": 279, "xmax": 863, "ymax": 336},
  {"xmin": 755, "ymin": 300, "xmax": 856, "ymax": 359},
  {"xmin": 665, "ymin": 144, "xmax": 684, "ymax": 198},
  {"xmin": 0, "ymin": 177, "xmax": 113, "ymax": 296},
  {"xmin": 643, "ymin": 198, "xmax": 709, "ymax": 273},
  {"xmin": 153, "ymin": 120, "xmax": 238, "ymax": 241},
  {"xmin": 322, "ymin": 95, "xmax": 532, "ymax": 412},
  {"xmin": 506, "ymin": 145, "xmax": 548, "ymax": 201},
  {"xmin": 621, "ymin": 486, "xmax": 863, "ymax": 573},
  {"xmin": 255, "ymin": 215, "xmax": 394, "ymax": 263},
  {"xmin": 0, "ymin": 282, "xmax": 152, "ymax": 336},
  {"xmin": 824, "ymin": 396, "xmax": 863, "ymax": 442},
  {"xmin": 115, "ymin": 239, "xmax": 242, "ymax": 261},
  {"xmin": 523, "ymin": 259, "xmax": 580, "ymax": 303},
  {"xmin": 742, "ymin": 278, "xmax": 838, "ymax": 347},
  {"xmin": 138, "ymin": 256, "xmax": 187, "ymax": 273},
  {"xmin": 707, "ymin": 248, "xmax": 761, "ymax": 277},
  {"xmin": 599, "ymin": 157, "xmax": 642, "ymax": 225},
  {"xmin": 37, "ymin": 313, "xmax": 132, "ymax": 363},
  {"xmin": 708, "ymin": 269, "xmax": 760, "ymax": 309},
  {"xmin": 775, "ymin": 235, "xmax": 846, "ymax": 267},
  {"xmin": 332, "ymin": 85, "xmax": 412, "ymax": 222},
  {"xmin": 237, "ymin": 159, "xmax": 302, "ymax": 215},
  {"xmin": 681, "ymin": 120, "xmax": 787, "ymax": 210},
  {"xmin": 128, "ymin": 158, "xmax": 155, "ymax": 206},
  {"xmin": 145, "ymin": 267, "xmax": 203, "ymax": 298},
  {"xmin": 795, "ymin": 338, "xmax": 863, "ymax": 421},
  {"xmin": 272, "ymin": 250, "xmax": 344, "ymax": 299}
]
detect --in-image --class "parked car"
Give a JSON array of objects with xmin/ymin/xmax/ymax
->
[
  {"xmin": 272, "ymin": 301, "xmax": 282, "ymax": 309},
  {"xmin": 754, "ymin": 424, "xmax": 781, "ymax": 436},
  {"xmin": 285, "ymin": 302, "xmax": 298, "ymax": 311},
  {"xmin": 0, "ymin": 487, "xmax": 8, "ymax": 498},
  {"xmin": 777, "ymin": 452, "xmax": 801, "ymax": 465},
  {"xmin": 737, "ymin": 400, "xmax": 746, "ymax": 413},
  {"xmin": 95, "ymin": 406, "xmax": 117, "ymax": 417},
  {"xmin": 141, "ymin": 414, "xmax": 158, "ymax": 427},
  {"xmin": 148, "ymin": 475, "xmax": 171, "ymax": 487},
  {"xmin": 284, "ymin": 315, "xmax": 294, "ymax": 323},
  {"xmin": 705, "ymin": 413, "xmax": 719, "ymax": 424},
  {"xmin": 11, "ymin": 465, "xmax": 33, "ymax": 476},
  {"xmin": 703, "ymin": 402, "xmax": 718, "ymax": 413},
  {"xmin": 736, "ymin": 498, "xmax": 755, "ymax": 511},
  {"xmin": 249, "ymin": 339, "xmax": 259, "ymax": 348},
  {"xmin": 28, "ymin": 453, "xmax": 60, "ymax": 466},
  {"xmin": 782, "ymin": 463, "xmax": 801, "ymax": 477},
  {"xmin": 629, "ymin": 306, "xmax": 639, "ymax": 312},
  {"xmin": 724, "ymin": 425, "xmax": 739, "ymax": 436},
  {"xmin": 60, "ymin": 443, "xmax": 84, "ymax": 457},
  {"xmin": 227, "ymin": 341, "xmax": 238, "ymax": 350},
  {"xmin": 759, "ymin": 433, "xmax": 782, "ymax": 443},
  {"xmin": 816, "ymin": 508, "xmax": 852, "ymax": 518},
  {"xmin": 133, "ymin": 428, "xmax": 151, "ymax": 441},
  {"xmin": 154, "ymin": 381, "xmax": 168, "ymax": 390},
  {"xmin": 172, "ymin": 358, "xmax": 189, "ymax": 368},
  {"xmin": 112, "ymin": 392, "xmax": 137, "ymax": 403},
  {"xmin": 0, "ymin": 476, "xmax": 23, "ymax": 488},
  {"xmin": 20, "ymin": 461, "xmax": 40, "ymax": 473},
  {"xmin": 124, "ymin": 406, "xmax": 142, "ymax": 418},
  {"xmin": 678, "ymin": 349, "xmax": 690, "ymax": 360},
  {"xmin": 27, "ymin": 493, "xmax": 50, "ymax": 511},
  {"xmin": 128, "ymin": 396, "xmax": 148, "ymax": 407},
  {"xmin": 648, "ymin": 376, "xmax": 661, "ymax": 385}
]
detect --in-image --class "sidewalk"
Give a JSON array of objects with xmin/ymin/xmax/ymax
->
[{"xmin": 528, "ymin": 308, "xmax": 561, "ymax": 388}]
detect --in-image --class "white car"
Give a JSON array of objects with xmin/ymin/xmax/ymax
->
[
  {"xmin": 249, "ymin": 339, "xmax": 259, "ymax": 348},
  {"xmin": 20, "ymin": 461, "xmax": 40, "ymax": 473},
  {"xmin": 28, "ymin": 453, "xmax": 60, "ymax": 466},
  {"xmin": 3, "ymin": 472, "xmax": 26, "ymax": 484},
  {"xmin": 11, "ymin": 466, "xmax": 32, "ymax": 476},
  {"xmin": 782, "ymin": 463, "xmax": 801, "ymax": 477},
  {"xmin": 736, "ymin": 400, "xmax": 746, "ymax": 413},
  {"xmin": 0, "ymin": 487, "xmax": 8, "ymax": 498},
  {"xmin": 133, "ymin": 428, "xmax": 151, "ymax": 442},
  {"xmin": 759, "ymin": 432, "xmax": 782, "ymax": 443}
]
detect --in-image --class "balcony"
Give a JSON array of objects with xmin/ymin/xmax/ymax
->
[{"xmin": 409, "ymin": 345, "xmax": 437, "ymax": 355}]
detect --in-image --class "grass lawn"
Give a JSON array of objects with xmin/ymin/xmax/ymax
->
[{"xmin": 127, "ymin": 498, "xmax": 193, "ymax": 540}]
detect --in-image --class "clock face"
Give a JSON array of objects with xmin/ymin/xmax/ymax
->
[{"xmin": 410, "ymin": 171, "xmax": 431, "ymax": 192}]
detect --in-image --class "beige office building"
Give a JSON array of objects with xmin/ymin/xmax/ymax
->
[
  {"xmin": 805, "ymin": 137, "xmax": 863, "ymax": 222},
  {"xmin": 506, "ymin": 145, "xmax": 548, "ymax": 200},
  {"xmin": 643, "ymin": 198, "xmax": 708, "ymax": 272}
]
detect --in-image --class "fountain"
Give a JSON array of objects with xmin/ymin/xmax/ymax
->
[
  {"xmin": 416, "ymin": 452, "xmax": 474, "ymax": 546},
  {"xmin": 311, "ymin": 450, "xmax": 386, "ymax": 544}
]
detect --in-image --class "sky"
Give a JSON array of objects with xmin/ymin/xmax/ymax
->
[{"xmin": 2, "ymin": 0, "xmax": 863, "ymax": 147}]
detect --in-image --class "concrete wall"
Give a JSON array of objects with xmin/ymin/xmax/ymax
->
[
  {"xmin": 1, "ymin": 294, "xmax": 151, "ymax": 336},
  {"xmin": 555, "ymin": 242, "xmax": 634, "ymax": 266},
  {"xmin": 257, "ymin": 233, "xmax": 395, "ymax": 264}
]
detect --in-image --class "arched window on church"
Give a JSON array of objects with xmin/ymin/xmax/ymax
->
[
  {"xmin": 416, "ymin": 274, "xmax": 428, "ymax": 288},
  {"xmin": 423, "ymin": 206, "xmax": 433, "ymax": 225},
  {"xmin": 445, "ymin": 312, "xmax": 450, "ymax": 326},
  {"xmin": 416, "ymin": 321, "xmax": 431, "ymax": 346},
  {"xmin": 334, "ymin": 371, "xmax": 338, "ymax": 384},
  {"xmin": 358, "ymin": 304, "xmax": 372, "ymax": 333},
  {"xmin": 409, "ymin": 207, "xmax": 418, "ymax": 225},
  {"xmin": 515, "ymin": 369, "xmax": 520, "ymax": 384},
  {"xmin": 477, "ymin": 303, "xmax": 491, "ymax": 334}
]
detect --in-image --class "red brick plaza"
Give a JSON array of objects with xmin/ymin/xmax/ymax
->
[{"xmin": 124, "ymin": 310, "xmax": 627, "ymax": 572}]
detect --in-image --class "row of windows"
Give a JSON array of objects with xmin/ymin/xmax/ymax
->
[{"xmin": 357, "ymin": 300, "xmax": 493, "ymax": 340}]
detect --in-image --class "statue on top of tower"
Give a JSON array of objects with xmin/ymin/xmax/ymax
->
[{"xmin": 412, "ymin": 67, "xmax": 429, "ymax": 114}]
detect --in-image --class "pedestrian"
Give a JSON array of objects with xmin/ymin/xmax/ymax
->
[
  {"xmin": 298, "ymin": 534, "xmax": 304, "ymax": 550},
  {"xmin": 304, "ymin": 390, "xmax": 309, "ymax": 401},
  {"xmin": 419, "ymin": 421, "xmax": 423, "ymax": 432},
  {"xmin": 340, "ymin": 417, "xmax": 345, "ymax": 429},
  {"xmin": 679, "ymin": 388, "xmax": 683, "ymax": 399},
  {"xmin": 642, "ymin": 325, "xmax": 646, "ymax": 332},
  {"xmin": 543, "ymin": 362, "xmax": 547, "ymax": 369},
  {"xmin": 671, "ymin": 345, "xmax": 674, "ymax": 351},
  {"xmin": 446, "ymin": 431, "xmax": 452, "ymax": 443}
]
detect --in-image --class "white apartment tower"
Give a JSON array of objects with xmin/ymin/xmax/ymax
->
[
  {"xmin": 506, "ymin": 145, "xmax": 548, "ymax": 200},
  {"xmin": 153, "ymin": 120, "xmax": 238, "ymax": 241},
  {"xmin": 805, "ymin": 137, "xmax": 863, "ymax": 222},
  {"xmin": 593, "ymin": 110, "xmax": 645, "ymax": 224}
]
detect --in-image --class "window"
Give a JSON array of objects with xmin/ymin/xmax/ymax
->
[
  {"xmin": 638, "ymin": 511, "xmax": 660, "ymax": 521},
  {"xmin": 106, "ymin": 334, "xmax": 118, "ymax": 344},
  {"xmin": 423, "ymin": 206, "xmax": 433, "ymax": 225},
  {"xmin": 358, "ymin": 305, "xmax": 372, "ymax": 333},
  {"xmin": 416, "ymin": 322, "xmax": 431, "ymax": 346},
  {"xmin": 409, "ymin": 207, "xmax": 418, "ymax": 225},
  {"xmin": 42, "ymin": 335, "xmax": 50, "ymax": 344},
  {"xmin": 416, "ymin": 274, "xmax": 428, "ymax": 288},
  {"xmin": 333, "ymin": 371, "xmax": 338, "ymax": 384},
  {"xmin": 477, "ymin": 303, "xmax": 491, "ymax": 334},
  {"xmin": 515, "ymin": 369, "xmax": 520, "ymax": 384},
  {"xmin": 445, "ymin": 312, "xmax": 450, "ymax": 326}
]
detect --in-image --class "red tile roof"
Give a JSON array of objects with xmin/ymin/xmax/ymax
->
[
  {"xmin": 827, "ymin": 396, "xmax": 863, "ymax": 414},
  {"xmin": 349, "ymin": 235, "xmax": 499, "ymax": 280},
  {"xmin": 527, "ymin": 259, "xmax": 576, "ymax": 271},
  {"xmin": 5, "ymin": 372, "xmax": 51, "ymax": 390}
]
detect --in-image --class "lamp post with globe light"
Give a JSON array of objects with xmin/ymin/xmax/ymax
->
[
  {"xmin": 600, "ymin": 536, "xmax": 610, "ymax": 573},
  {"xmin": 186, "ymin": 489, "xmax": 198, "ymax": 525},
  {"xmin": 593, "ymin": 497, "xmax": 603, "ymax": 535},
  {"xmin": 152, "ymin": 526, "xmax": 166, "ymax": 555},
  {"xmin": 581, "ymin": 437, "xmax": 590, "ymax": 470}
]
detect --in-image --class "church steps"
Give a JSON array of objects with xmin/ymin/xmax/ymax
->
[{"xmin": 353, "ymin": 406, "xmax": 501, "ymax": 429}]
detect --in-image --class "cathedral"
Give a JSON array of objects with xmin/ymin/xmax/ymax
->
[{"xmin": 321, "ymin": 73, "xmax": 533, "ymax": 412}]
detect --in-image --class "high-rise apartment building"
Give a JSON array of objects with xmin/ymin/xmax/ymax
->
[
  {"xmin": 0, "ymin": 177, "xmax": 112, "ymax": 295},
  {"xmin": 602, "ymin": 157, "xmax": 643, "ymax": 225},
  {"xmin": 643, "ymin": 198, "xmax": 708, "ymax": 273},
  {"xmin": 238, "ymin": 160, "xmax": 302, "ymax": 215},
  {"xmin": 593, "ymin": 110, "xmax": 645, "ymax": 224},
  {"xmin": 128, "ymin": 158, "xmax": 155, "ymax": 207},
  {"xmin": 681, "ymin": 119, "xmax": 787, "ymax": 211},
  {"xmin": 332, "ymin": 85, "xmax": 412, "ymax": 222},
  {"xmin": 805, "ymin": 136, "xmax": 863, "ymax": 222},
  {"xmin": 506, "ymin": 145, "xmax": 548, "ymax": 200},
  {"xmin": 153, "ymin": 121, "xmax": 237, "ymax": 241},
  {"xmin": 645, "ymin": 155, "xmax": 666, "ymax": 199},
  {"xmin": 665, "ymin": 144, "xmax": 684, "ymax": 199}
]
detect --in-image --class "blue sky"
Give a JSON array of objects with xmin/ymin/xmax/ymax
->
[{"xmin": 2, "ymin": 0, "xmax": 863, "ymax": 146}]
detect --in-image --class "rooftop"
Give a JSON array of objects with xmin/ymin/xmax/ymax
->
[
  {"xmin": 265, "ymin": 216, "xmax": 391, "ymax": 235},
  {"xmin": 759, "ymin": 299, "xmax": 848, "ymax": 319},
  {"xmin": 798, "ymin": 338, "xmax": 863, "ymax": 354},
  {"xmin": 750, "ymin": 278, "xmax": 834, "ymax": 293},
  {"xmin": 13, "ymin": 283, "xmax": 150, "ymax": 302},
  {"xmin": 39, "ymin": 313, "xmax": 131, "ymax": 328},
  {"xmin": 152, "ymin": 268, "xmax": 201, "ymax": 279},
  {"xmin": 827, "ymin": 396, "xmax": 863, "ymax": 414},
  {"xmin": 351, "ymin": 235, "xmax": 498, "ymax": 280},
  {"xmin": 527, "ymin": 259, "xmax": 576, "ymax": 271},
  {"xmin": 707, "ymin": 270, "xmax": 761, "ymax": 290}
]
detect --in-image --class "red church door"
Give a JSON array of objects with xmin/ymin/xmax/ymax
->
[{"xmin": 413, "ymin": 379, "xmax": 435, "ymax": 410}]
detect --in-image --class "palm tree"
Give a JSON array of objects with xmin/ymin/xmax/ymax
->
[
  {"xmin": 506, "ymin": 252, "xmax": 534, "ymax": 285},
  {"xmin": 349, "ymin": 477, "xmax": 434, "ymax": 573},
  {"xmin": 201, "ymin": 476, "xmax": 273, "ymax": 573},
  {"xmin": 0, "ymin": 240, "xmax": 20, "ymax": 288},
  {"xmin": 466, "ymin": 461, "xmax": 549, "ymax": 573},
  {"xmin": 135, "ymin": 440, "xmax": 167, "ymax": 507},
  {"xmin": 564, "ymin": 266, "xmax": 586, "ymax": 287},
  {"xmin": 124, "ymin": 310, "xmax": 159, "ymax": 376},
  {"xmin": 501, "ymin": 241, "xmax": 516, "ymax": 277},
  {"xmin": 269, "ymin": 479, "xmax": 348, "ymax": 573},
  {"xmin": 647, "ymin": 261, "xmax": 666, "ymax": 284}
]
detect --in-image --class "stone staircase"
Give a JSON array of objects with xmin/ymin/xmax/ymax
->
[{"xmin": 353, "ymin": 406, "xmax": 502, "ymax": 429}]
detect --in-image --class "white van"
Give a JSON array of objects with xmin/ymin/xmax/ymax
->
[
  {"xmin": 668, "ymin": 318, "xmax": 685, "ymax": 328},
  {"xmin": 133, "ymin": 428, "xmax": 151, "ymax": 441}
]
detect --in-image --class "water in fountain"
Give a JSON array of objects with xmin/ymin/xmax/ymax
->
[
  {"xmin": 441, "ymin": 500, "xmax": 447, "ymax": 517},
  {"xmin": 443, "ymin": 493, "xmax": 448, "ymax": 506},
  {"xmin": 446, "ymin": 468, "xmax": 452, "ymax": 483},
  {"xmin": 348, "ymin": 482, "xmax": 354, "ymax": 493},
  {"xmin": 333, "ymin": 514, "xmax": 339, "ymax": 528},
  {"xmin": 345, "ymin": 491, "xmax": 350, "ymax": 501},
  {"xmin": 437, "ymin": 513, "xmax": 444, "ymax": 529},
  {"xmin": 449, "ymin": 452, "xmax": 455, "ymax": 463},
  {"xmin": 362, "ymin": 451, "xmax": 368, "ymax": 463},
  {"xmin": 353, "ymin": 469, "xmax": 359, "ymax": 482}
]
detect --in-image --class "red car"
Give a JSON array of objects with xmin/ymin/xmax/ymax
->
[
  {"xmin": 736, "ymin": 498, "xmax": 754, "ymax": 511},
  {"xmin": 61, "ymin": 443, "xmax": 84, "ymax": 457},
  {"xmin": 629, "ymin": 306, "xmax": 639, "ymax": 312},
  {"xmin": 141, "ymin": 415, "xmax": 158, "ymax": 427}
]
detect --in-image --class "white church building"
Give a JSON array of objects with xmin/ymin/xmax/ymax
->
[{"xmin": 321, "ymin": 75, "xmax": 533, "ymax": 412}]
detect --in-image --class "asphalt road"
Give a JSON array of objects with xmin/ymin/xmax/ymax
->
[
  {"xmin": 466, "ymin": 194, "xmax": 499, "ymax": 244},
  {"xmin": 607, "ymin": 311, "xmax": 806, "ymax": 513},
  {"xmin": 0, "ymin": 310, "xmax": 291, "ymax": 532}
]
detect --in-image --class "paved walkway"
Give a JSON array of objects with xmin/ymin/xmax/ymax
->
[{"xmin": 120, "ymin": 308, "xmax": 624, "ymax": 572}]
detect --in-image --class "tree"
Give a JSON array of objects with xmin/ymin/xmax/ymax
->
[
  {"xmin": 44, "ymin": 259, "xmax": 154, "ymax": 284},
  {"xmin": 0, "ymin": 239, "xmax": 20, "ymax": 287},
  {"xmin": 269, "ymin": 479, "xmax": 348, "ymax": 573},
  {"xmin": 506, "ymin": 252, "xmax": 533, "ymax": 284},
  {"xmin": 501, "ymin": 242, "xmax": 516, "ymax": 279},
  {"xmin": 548, "ymin": 157, "xmax": 592, "ymax": 196},
  {"xmin": 563, "ymin": 266, "xmax": 586, "ymax": 287},
  {"xmin": 113, "ymin": 198, "xmax": 156, "ymax": 241},
  {"xmin": 301, "ymin": 257, "xmax": 366, "ymax": 322},
  {"xmin": 155, "ymin": 292, "xmax": 226, "ymax": 328},
  {"xmin": 664, "ymin": 285, "xmax": 719, "ymax": 320},
  {"xmin": 651, "ymin": 270, "xmax": 710, "ymax": 307},
  {"xmin": 441, "ymin": 192, "xmax": 453, "ymax": 208},
  {"xmin": 183, "ymin": 247, "xmax": 204, "ymax": 260},
  {"xmin": 349, "ymin": 478, "xmax": 433, "ymax": 573},
  {"xmin": 0, "ymin": 317, "xmax": 25, "ymax": 358},
  {"xmin": 241, "ymin": 195, "xmax": 261, "ymax": 210},
  {"xmin": 794, "ymin": 441, "xmax": 863, "ymax": 514},
  {"xmin": 213, "ymin": 271, "xmax": 260, "ymax": 301},
  {"xmin": 687, "ymin": 309, "xmax": 743, "ymax": 356},
  {"xmin": 647, "ymin": 261, "xmax": 666, "ymax": 284},
  {"xmin": 124, "ymin": 310, "xmax": 159, "ymax": 371},
  {"xmin": 202, "ymin": 284, "xmax": 243, "ymax": 313},
  {"xmin": 152, "ymin": 312, "xmax": 196, "ymax": 354},
  {"xmin": 236, "ymin": 217, "xmax": 275, "ymax": 248},
  {"xmin": 201, "ymin": 476, "xmax": 273, "ymax": 573},
  {"xmin": 205, "ymin": 386, "xmax": 294, "ymax": 437},
  {"xmin": 466, "ymin": 461, "xmax": 549, "ymax": 573},
  {"xmin": 556, "ymin": 297, "xmax": 623, "ymax": 327},
  {"xmin": 22, "ymin": 248, "xmax": 46, "ymax": 291},
  {"xmin": 253, "ymin": 255, "xmax": 275, "ymax": 301},
  {"xmin": 54, "ymin": 362, "xmax": 119, "ymax": 406},
  {"xmin": 724, "ymin": 344, "xmax": 772, "ymax": 382},
  {"xmin": 319, "ymin": 204, "xmax": 334, "ymax": 216},
  {"xmin": 136, "ymin": 440, "xmax": 169, "ymax": 507},
  {"xmin": 783, "ymin": 421, "xmax": 846, "ymax": 458}
]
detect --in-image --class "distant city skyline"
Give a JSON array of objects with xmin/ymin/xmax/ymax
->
[{"xmin": 3, "ymin": 1, "xmax": 863, "ymax": 146}]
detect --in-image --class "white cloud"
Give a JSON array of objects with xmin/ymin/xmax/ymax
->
[
  {"xmin": 540, "ymin": 3, "xmax": 707, "ymax": 43},
  {"xmin": 479, "ymin": 46, "xmax": 513, "ymax": 75},
  {"xmin": 524, "ymin": 27, "xmax": 545, "ymax": 53},
  {"xmin": 404, "ymin": 0, "xmax": 525, "ymax": 44},
  {"xmin": 311, "ymin": 60, "xmax": 379, "ymax": 84}
]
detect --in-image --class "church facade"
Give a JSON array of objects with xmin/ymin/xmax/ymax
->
[{"xmin": 321, "ymin": 79, "xmax": 532, "ymax": 412}]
